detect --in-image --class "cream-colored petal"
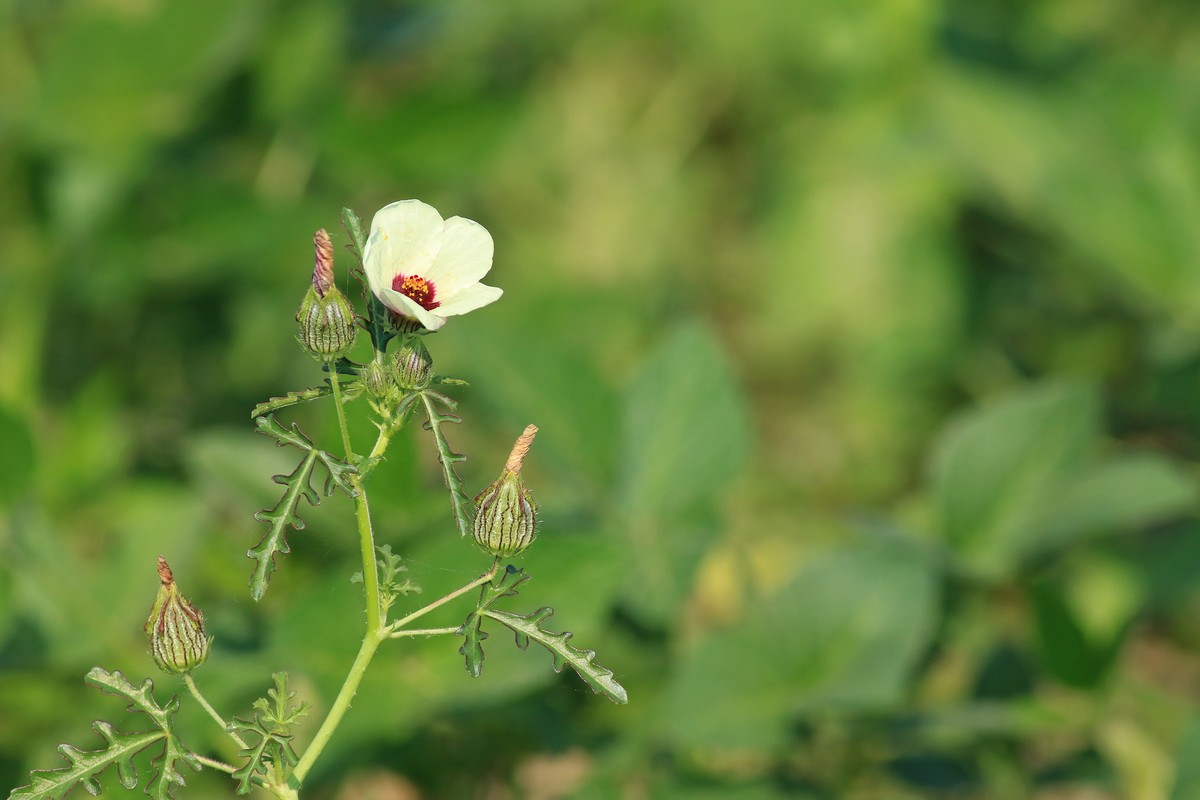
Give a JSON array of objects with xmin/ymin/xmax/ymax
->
[
  {"xmin": 423, "ymin": 216, "xmax": 494, "ymax": 296},
  {"xmin": 435, "ymin": 282, "xmax": 503, "ymax": 317},
  {"xmin": 378, "ymin": 286, "xmax": 447, "ymax": 331},
  {"xmin": 363, "ymin": 200, "xmax": 444, "ymax": 297}
]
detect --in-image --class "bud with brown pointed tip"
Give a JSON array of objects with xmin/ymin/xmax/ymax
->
[
  {"xmin": 297, "ymin": 229, "xmax": 357, "ymax": 360},
  {"xmin": 473, "ymin": 425, "xmax": 539, "ymax": 558},
  {"xmin": 145, "ymin": 557, "xmax": 211, "ymax": 674}
]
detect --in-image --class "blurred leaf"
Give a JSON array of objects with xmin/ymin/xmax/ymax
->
[
  {"xmin": 0, "ymin": 403, "xmax": 34, "ymax": 507},
  {"xmin": 1170, "ymin": 716, "xmax": 1200, "ymax": 800},
  {"xmin": 468, "ymin": 326, "xmax": 620, "ymax": 493},
  {"xmin": 618, "ymin": 323, "xmax": 750, "ymax": 624},
  {"xmin": 932, "ymin": 382, "xmax": 1195, "ymax": 577},
  {"xmin": 663, "ymin": 536, "xmax": 938, "ymax": 749},
  {"xmin": 621, "ymin": 322, "xmax": 750, "ymax": 515},
  {"xmin": 1028, "ymin": 454, "xmax": 1197, "ymax": 554}
]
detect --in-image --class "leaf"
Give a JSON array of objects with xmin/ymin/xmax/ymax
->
[
  {"xmin": 0, "ymin": 403, "xmax": 35, "ymax": 507},
  {"xmin": 663, "ymin": 536, "xmax": 938, "ymax": 748},
  {"xmin": 931, "ymin": 382, "xmax": 1196, "ymax": 578},
  {"xmin": 419, "ymin": 391, "xmax": 475, "ymax": 539},
  {"xmin": 1170, "ymin": 716, "xmax": 1200, "ymax": 799},
  {"xmin": 618, "ymin": 323, "xmax": 751, "ymax": 623},
  {"xmin": 457, "ymin": 566, "xmax": 529, "ymax": 678},
  {"xmin": 251, "ymin": 385, "xmax": 334, "ymax": 418},
  {"xmin": 85, "ymin": 668, "xmax": 177, "ymax": 731},
  {"xmin": 12, "ymin": 669, "xmax": 199, "ymax": 799},
  {"xmin": 247, "ymin": 416, "xmax": 359, "ymax": 600},
  {"xmin": 247, "ymin": 450, "xmax": 318, "ymax": 602},
  {"xmin": 254, "ymin": 415, "xmax": 358, "ymax": 498},
  {"xmin": 9, "ymin": 725, "xmax": 164, "ymax": 800},
  {"xmin": 621, "ymin": 322, "xmax": 751, "ymax": 515},
  {"xmin": 228, "ymin": 672, "xmax": 310, "ymax": 794},
  {"xmin": 483, "ymin": 607, "xmax": 628, "ymax": 704}
]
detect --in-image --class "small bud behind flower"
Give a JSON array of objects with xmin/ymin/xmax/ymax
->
[
  {"xmin": 473, "ymin": 425, "xmax": 539, "ymax": 558},
  {"xmin": 297, "ymin": 229, "xmax": 357, "ymax": 360},
  {"xmin": 391, "ymin": 336, "xmax": 433, "ymax": 390},
  {"xmin": 360, "ymin": 359, "xmax": 396, "ymax": 400},
  {"xmin": 145, "ymin": 557, "xmax": 211, "ymax": 674}
]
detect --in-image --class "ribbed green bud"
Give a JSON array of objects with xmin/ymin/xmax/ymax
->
[
  {"xmin": 296, "ymin": 284, "xmax": 357, "ymax": 360},
  {"xmin": 144, "ymin": 557, "xmax": 211, "ymax": 674},
  {"xmin": 473, "ymin": 425, "xmax": 539, "ymax": 558},
  {"xmin": 360, "ymin": 359, "xmax": 396, "ymax": 400},
  {"xmin": 391, "ymin": 336, "xmax": 433, "ymax": 390},
  {"xmin": 296, "ymin": 229, "xmax": 357, "ymax": 360}
]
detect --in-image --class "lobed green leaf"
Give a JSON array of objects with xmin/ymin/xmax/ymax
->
[
  {"xmin": 419, "ymin": 391, "xmax": 475, "ymax": 539},
  {"xmin": 483, "ymin": 607, "xmax": 628, "ymax": 704}
]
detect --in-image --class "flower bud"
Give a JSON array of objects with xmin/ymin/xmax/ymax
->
[
  {"xmin": 391, "ymin": 336, "xmax": 432, "ymax": 390},
  {"xmin": 145, "ymin": 557, "xmax": 211, "ymax": 674},
  {"xmin": 360, "ymin": 359, "xmax": 396, "ymax": 400},
  {"xmin": 473, "ymin": 425, "xmax": 539, "ymax": 558},
  {"xmin": 297, "ymin": 230, "xmax": 357, "ymax": 360}
]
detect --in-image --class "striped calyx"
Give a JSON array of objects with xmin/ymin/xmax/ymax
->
[
  {"xmin": 472, "ymin": 425, "xmax": 539, "ymax": 558},
  {"xmin": 145, "ymin": 557, "xmax": 211, "ymax": 674},
  {"xmin": 391, "ymin": 336, "xmax": 433, "ymax": 390}
]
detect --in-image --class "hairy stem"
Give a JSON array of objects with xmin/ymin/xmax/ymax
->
[
  {"xmin": 184, "ymin": 673, "xmax": 248, "ymax": 750},
  {"xmin": 386, "ymin": 560, "xmax": 499, "ymax": 635},
  {"xmin": 388, "ymin": 626, "xmax": 462, "ymax": 639},
  {"xmin": 328, "ymin": 369, "xmax": 354, "ymax": 460},
  {"xmin": 290, "ymin": 564, "xmax": 498, "ymax": 788}
]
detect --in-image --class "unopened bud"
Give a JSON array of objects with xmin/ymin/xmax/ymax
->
[
  {"xmin": 473, "ymin": 425, "xmax": 539, "ymax": 558},
  {"xmin": 360, "ymin": 359, "xmax": 395, "ymax": 399},
  {"xmin": 145, "ymin": 557, "xmax": 211, "ymax": 674},
  {"xmin": 391, "ymin": 337, "xmax": 432, "ymax": 390},
  {"xmin": 297, "ymin": 285, "xmax": 357, "ymax": 361}
]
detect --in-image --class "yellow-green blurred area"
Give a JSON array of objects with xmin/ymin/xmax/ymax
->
[{"xmin": 6, "ymin": 0, "xmax": 1200, "ymax": 797}]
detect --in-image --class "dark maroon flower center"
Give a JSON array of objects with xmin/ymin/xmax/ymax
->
[{"xmin": 392, "ymin": 274, "xmax": 440, "ymax": 310}]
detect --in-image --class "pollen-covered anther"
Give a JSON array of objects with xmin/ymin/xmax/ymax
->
[{"xmin": 392, "ymin": 274, "xmax": 440, "ymax": 311}]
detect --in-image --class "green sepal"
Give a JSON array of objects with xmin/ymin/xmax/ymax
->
[
  {"xmin": 419, "ymin": 390, "xmax": 474, "ymax": 539},
  {"xmin": 456, "ymin": 566, "xmax": 530, "ymax": 678},
  {"xmin": 248, "ymin": 416, "xmax": 359, "ymax": 601},
  {"xmin": 483, "ymin": 608, "xmax": 629, "ymax": 704},
  {"xmin": 342, "ymin": 207, "xmax": 396, "ymax": 355}
]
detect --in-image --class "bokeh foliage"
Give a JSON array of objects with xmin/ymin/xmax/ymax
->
[{"xmin": 4, "ymin": 0, "xmax": 1200, "ymax": 797}]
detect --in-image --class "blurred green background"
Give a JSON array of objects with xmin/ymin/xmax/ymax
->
[{"xmin": 4, "ymin": 0, "xmax": 1200, "ymax": 797}]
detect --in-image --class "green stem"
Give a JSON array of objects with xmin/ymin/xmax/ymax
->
[
  {"xmin": 386, "ymin": 560, "xmax": 498, "ymax": 635},
  {"xmin": 328, "ymin": 368, "xmax": 354, "ymax": 461},
  {"xmin": 289, "ymin": 564, "xmax": 498, "ymax": 788},
  {"xmin": 192, "ymin": 754, "xmax": 238, "ymax": 775},
  {"xmin": 388, "ymin": 626, "xmax": 461, "ymax": 639},
  {"xmin": 183, "ymin": 674, "xmax": 248, "ymax": 750}
]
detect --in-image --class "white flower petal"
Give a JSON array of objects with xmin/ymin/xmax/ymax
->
[
  {"xmin": 363, "ymin": 200, "xmax": 444, "ymax": 298},
  {"xmin": 379, "ymin": 286, "xmax": 447, "ymax": 331},
  {"xmin": 423, "ymin": 216, "xmax": 494, "ymax": 296},
  {"xmin": 435, "ymin": 282, "xmax": 504, "ymax": 317}
]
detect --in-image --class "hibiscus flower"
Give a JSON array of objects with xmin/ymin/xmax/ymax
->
[{"xmin": 362, "ymin": 199, "xmax": 503, "ymax": 331}]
